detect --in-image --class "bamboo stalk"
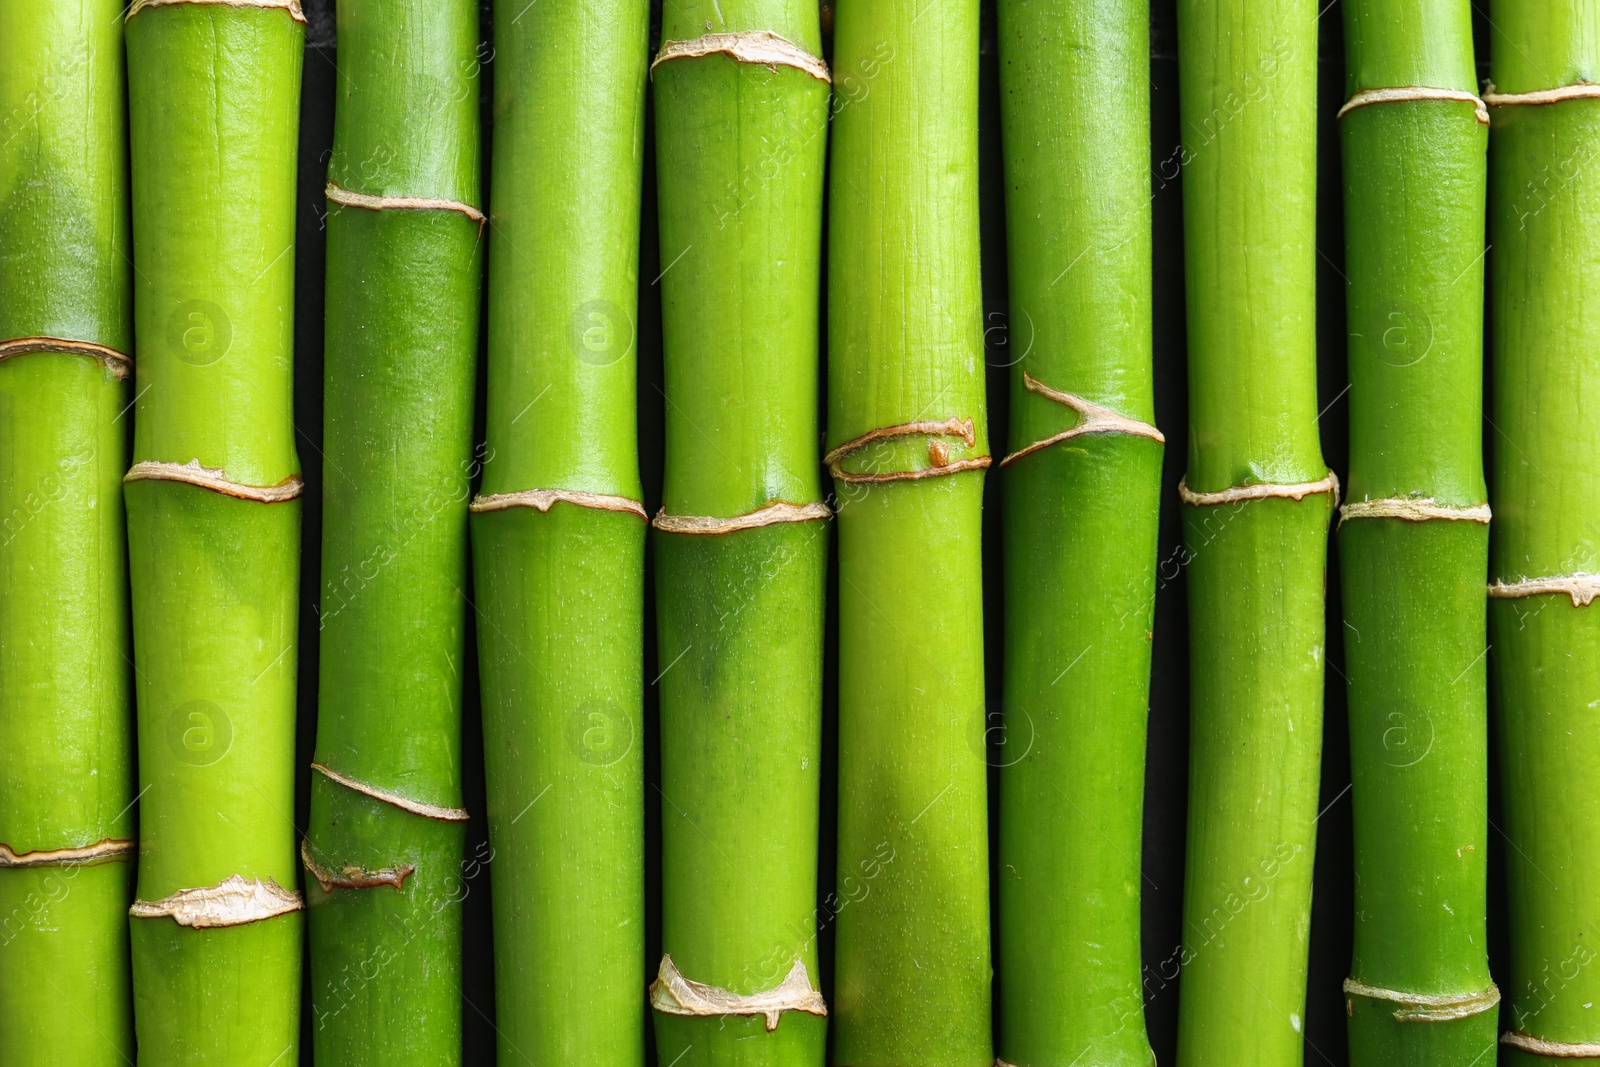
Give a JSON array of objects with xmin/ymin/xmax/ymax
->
[
  {"xmin": 303, "ymin": 0, "xmax": 481, "ymax": 1059},
  {"xmin": 123, "ymin": 1, "xmax": 305, "ymax": 1062},
  {"xmin": 826, "ymin": 3, "xmax": 992, "ymax": 1064},
  {"xmin": 649, "ymin": 2, "xmax": 831, "ymax": 1065},
  {"xmin": 1486, "ymin": 4, "xmax": 1600, "ymax": 1062},
  {"xmin": 0, "ymin": 2, "xmax": 135, "ymax": 1061},
  {"xmin": 1172, "ymin": 2, "xmax": 1334, "ymax": 1063},
  {"xmin": 470, "ymin": 0, "xmax": 649, "ymax": 1062},
  {"xmin": 994, "ymin": 2, "xmax": 1161, "ymax": 1065},
  {"xmin": 1336, "ymin": 3, "xmax": 1496, "ymax": 1064}
]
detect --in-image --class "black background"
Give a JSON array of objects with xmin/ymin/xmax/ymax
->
[{"xmin": 282, "ymin": 2, "xmax": 1505, "ymax": 1063}]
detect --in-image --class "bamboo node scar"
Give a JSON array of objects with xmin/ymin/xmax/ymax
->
[
  {"xmin": 325, "ymin": 182, "xmax": 485, "ymax": 226},
  {"xmin": 650, "ymin": 955, "xmax": 828, "ymax": 1031},
  {"xmin": 311, "ymin": 762, "xmax": 470, "ymax": 823},
  {"xmin": 825, "ymin": 417, "xmax": 992, "ymax": 483},
  {"xmin": 1178, "ymin": 470, "xmax": 1340, "ymax": 508},
  {"xmin": 1339, "ymin": 497, "xmax": 1491, "ymax": 526},
  {"xmin": 1337, "ymin": 86, "xmax": 1490, "ymax": 125},
  {"xmin": 470, "ymin": 488, "xmax": 648, "ymax": 520},
  {"xmin": 125, "ymin": 0, "xmax": 306, "ymax": 23},
  {"xmin": 1483, "ymin": 81, "xmax": 1600, "ymax": 108},
  {"xmin": 129, "ymin": 874, "xmax": 303, "ymax": 929},
  {"xmin": 124, "ymin": 459, "xmax": 304, "ymax": 503},
  {"xmin": 1501, "ymin": 1032, "xmax": 1600, "ymax": 1058},
  {"xmin": 652, "ymin": 500, "xmax": 831, "ymax": 534},
  {"xmin": 1488, "ymin": 575, "xmax": 1600, "ymax": 608},
  {"xmin": 652, "ymin": 31, "xmax": 831, "ymax": 84},
  {"xmin": 0, "ymin": 838, "xmax": 135, "ymax": 868},
  {"xmin": 1342, "ymin": 978, "xmax": 1501, "ymax": 1023},
  {"xmin": 0, "ymin": 336, "xmax": 132, "ymax": 378},
  {"xmin": 300, "ymin": 839, "xmax": 415, "ymax": 893},
  {"xmin": 1000, "ymin": 371, "xmax": 1164, "ymax": 467}
]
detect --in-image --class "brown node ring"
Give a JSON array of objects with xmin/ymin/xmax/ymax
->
[
  {"xmin": 1337, "ymin": 86, "xmax": 1490, "ymax": 125},
  {"xmin": 825, "ymin": 417, "xmax": 991, "ymax": 484},
  {"xmin": 470, "ymin": 488, "xmax": 648, "ymax": 520},
  {"xmin": 1500, "ymin": 1031, "xmax": 1600, "ymax": 1058},
  {"xmin": 310, "ymin": 761, "xmax": 471, "ymax": 823},
  {"xmin": 1178, "ymin": 471, "xmax": 1340, "ymax": 508},
  {"xmin": 124, "ymin": 459, "xmax": 304, "ymax": 503},
  {"xmin": 0, "ymin": 838, "xmax": 135, "ymax": 868},
  {"xmin": 1483, "ymin": 82, "xmax": 1600, "ymax": 107},
  {"xmin": 325, "ymin": 182, "xmax": 485, "ymax": 228},
  {"xmin": 652, "ymin": 30, "xmax": 831, "ymax": 84},
  {"xmin": 652, "ymin": 500, "xmax": 831, "ymax": 535},
  {"xmin": 1488, "ymin": 575, "xmax": 1600, "ymax": 609},
  {"xmin": 1342, "ymin": 977, "xmax": 1500, "ymax": 1023},
  {"xmin": 650, "ymin": 954, "xmax": 827, "ymax": 1032},
  {"xmin": 126, "ymin": 0, "xmax": 306, "ymax": 23},
  {"xmin": 129, "ymin": 874, "xmax": 302, "ymax": 928},
  {"xmin": 0, "ymin": 337, "xmax": 132, "ymax": 378},
  {"xmin": 300, "ymin": 839, "xmax": 415, "ymax": 893},
  {"xmin": 1001, "ymin": 371, "xmax": 1164, "ymax": 467}
]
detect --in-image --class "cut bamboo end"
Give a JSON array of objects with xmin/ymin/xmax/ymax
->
[
  {"xmin": 0, "ymin": 336, "xmax": 132, "ymax": 377},
  {"xmin": 652, "ymin": 30, "xmax": 831, "ymax": 84},
  {"xmin": 825, "ymin": 416, "xmax": 990, "ymax": 483},
  {"xmin": 1338, "ymin": 498, "xmax": 1491, "ymax": 526},
  {"xmin": 650, "ymin": 954, "xmax": 827, "ymax": 1033},
  {"xmin": 129, "ymin": 874, "xmax": 303, "ymax": 928},
  {"xmin": 310, "ymin": 762, "xmax": 470, "ymax": 823},
  {"xmin": 1483, "ymin": 82, "xmax": 1600, "ymax": 107},
  {"xmin": 300, "ymin": 839, "xmax": 414, "ymax": 894},
  {"xmin": 1342, "ymin": 977, "xmax": 1501, "ymax": 1022},
  {"xmin": 0, "ymin": 838, "xmax": 136, "ymax": 868},
  {"xmin": 124, "ymin": 459, "xmax": 304, "ymax": 503},
  {"xmin": 126, "ymin": 0, "xmax": 306, "ymax": 23},
  {"xmin": 325, "ymin": 182, "xmax": 485, "ymax": 225},
  {"xmin": 1488, "ymin": 575, "xmax": 1600, "ymax": 608},
  {"xmin": 1001, "ymin": 370, "xmax": 1165, "ymax": 467},
  {"xmin": 1177, "ymin": 471, "xmax": 1340, "ymax": 508},
  {"xmin": 469, "ymin": 488, "xmax": 648, "ymax": 520},
  {"xmin": 652, "ymin": 500, "xmax": 831, "ymax": 535},
  {"xmin": 1337, "ymin": 86, "xmax": 1490, "ymax": 125},
  {"xmin": 1501, "ymin": 1031, "xmax": 1600, "ymax": 1057}
]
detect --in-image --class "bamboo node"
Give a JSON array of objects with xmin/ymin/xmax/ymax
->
[
  {"xmin": 1000, "ymin": 371, "xmax": 1165, "ymax": 467},
  {"xmin": 0, "ymin": 838, "xmax": 135, "ymax": 868},
  {"xmin": 125, "ymin": 0, "xmax": 306, "ymax": 23},
  {"xmin": 652, "ymin": 31, "xmax": 831, "ymax": 84},
  {"xmin": 470, "ymin": 488, "xmax": 648, "ymax": 520},
  {"xmin": 129, "ymin": 874, "xmax": 302, "ymax": 928},
  {"xmin": 1483, "ymin": 82, "xmax": 1600, "ymax": 108},
  {"xmin": 300, "ymin": 839, "xmax": 414, "ymax": 893},
  {"xmin": 1338, "ymin": 87, "xmax": 1490, "ymax": 125},
  {"xmin": 1342, "ymin": 977, "xmax": 1500, "ymax": 1022},
  {"xmin": 325, "ymin": 182, "xmax": 485, "ymax": 225},
  {"xmin": 652, "ymin": 500, "xmax": 831, "ymax": 534},
  {"xmin": 1338, "ymin": 498, "xmax": 1491, "ymax": 526},
  {"xmin": 0, "ymin": 336, "xmax": 132, "ymax": 378},
  {"xmin": 1488, "ymin": 575, "xmax": 1600, "ymax": 608},
  {"xmin": 1501, "ymin": 1031, "xmax": 1600, "ymax": 1057},
  {"xmin": 310, "ymin": 762, "xmax": 471, "ymax": 823},
  {"xmin": 825, "ymin": 417, "xmax": 991, "ymax": 484},
  {"xmin": 124, "ymin": 459, "xmax": 304, "ymax": 503},
  {"xmin": 650, "ymin": 955, "xmax": 827, "ymax": 1031},
  {"xmin": 1177, "ymin": 471, "xmax": 1340, "ymax": 508}
]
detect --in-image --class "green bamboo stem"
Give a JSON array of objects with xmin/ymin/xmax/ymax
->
[
  {"xmin": 470, "ymin": 1, "xmax": 648, "ymax": 1063},
  {"xmin": 1173, "ymin": 2, "xmax": 1334, "ymax": 1064},
  {"xmin": 0, "ymin": 1, "xmax": 134, "ymax": 1061},
  {"xmin": 1336, "ymin": 3, "xmax": 1496, "ymax": 1064},
  {"xmin": 124, "ymin": 1, "xmax": 304, "ymax": 1062},
  {"xmin": 826, "ymin": 2, "xmax": 992, "ymax": 1065},
  {"xmin": 650, "ymin": 3, "xmax": 831, "ymax": 1066},
  {"xmin": 1487, "ymin": 4, "xmax": 1600, "ymax": 1062},
  {"xmin": 994, "ymin": 2, "xmax": 1161, "ymax": 1065},
  {"xmin": 303, "ymin": 0, "xmax": 481, "ymax": 1059}
]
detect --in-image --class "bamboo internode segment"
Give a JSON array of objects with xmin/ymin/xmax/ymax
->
[
  {"xmin": 123, "ymin": 459, "xmax": 303, "ymax": 502},
  {"xmin": 1000, "ymin": 371, "xmax": 1165, "ymax": 467},
  {"xmin": 652, "ymin": 31, "xmax": 831, "ymax": 83},
  {"xmin": 470, "ymin": 487, "xmax": 648, "ymax": 519},
  {"xmin": 324, "ymin": 182, "xmax": 485, "ymax": 224},
  {"xmin": 1338, "ymin": 498, "xmax": 1491, "ymax": 525},
  {"xmin": 300, "ymin": 840, "xmax": 414, "ymax": 893},
  {"xmin": 1337, "ymin": 87, "xmax": 1490, "ymax": 125},
  {"xmin": 0, "ymin": 337, "xmax": 131, "ymax": 376},
  {"xmin": 824, "ymin": 417, "xmax": 992, "ymax": 483},
  {"xmin": 310, "ymin": 762, "xmax": 471, "ymax": 822},
  {"xmin": 125, "ymin": 0, "xmax": 305, "ymax": 22},
  {"xmin": 1488, "ymin": 575, "xmax": 1600, "ymax": 608},
  {"xmin": 1342, "ymin": 978, "xmax": 1501, "ymax": 1023},
  {"xmin": 651, "ymin": 500, "xmax": 831, "ymax": 534},
  {"xmin": 0, "ymin": 839, "xmax": 135, "ymax": 868},
  {"xmin": 129, "ymin": 875, "xmax": 303, "ymax": 928},
  {"xmin": 650, "ymin": 955, "xmax": 827, "ymax": 1032},
  {"xmin": 1501, "ymin": 1032, "xmax": 1600, "ymax": 1057},
  {"xmin": 1177, "ymin": 471, "xmax": 1340, "ymax": 507},
  {"xmin": 1483, "ymin": 82, "xmax": 1600, "ymax": 107}
]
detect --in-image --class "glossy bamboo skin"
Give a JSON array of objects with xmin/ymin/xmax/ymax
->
[
  {"xmin": 994, "ymin": 2, "xmax": 1160, "ymax": 1065},
  {"xmin": 124, "ymin": 2, "xmax": 304, "ymax": 1062},
  {"xmin": 826, "ymin": 2, "xmax": 993, "ymax": 1065},
  {"xmin": 0, "ymin": 1, "xmax": 134, "ymax": 1061},
  {"xmin": 1173, "ymin": 2, "xmax": 1333, "ymax": 1064},
  {"xmin": 470, "ymin": 0, "xmax": 649, "ymax": 1062},
  {"xmin": 1338, "ymin": 3, "xmax": 1495, "ymax": 1064},
  {"xmin": 1487, "ymin": 4, "xmax": 1600, "ymax": 1062},
  {"xmin": 303, "ymin": 0, "xmax": 482, "ymax": 1060},
  {"xmin": 651, "ymin": 1, "xmax": 831, "ymax": 1066}
]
